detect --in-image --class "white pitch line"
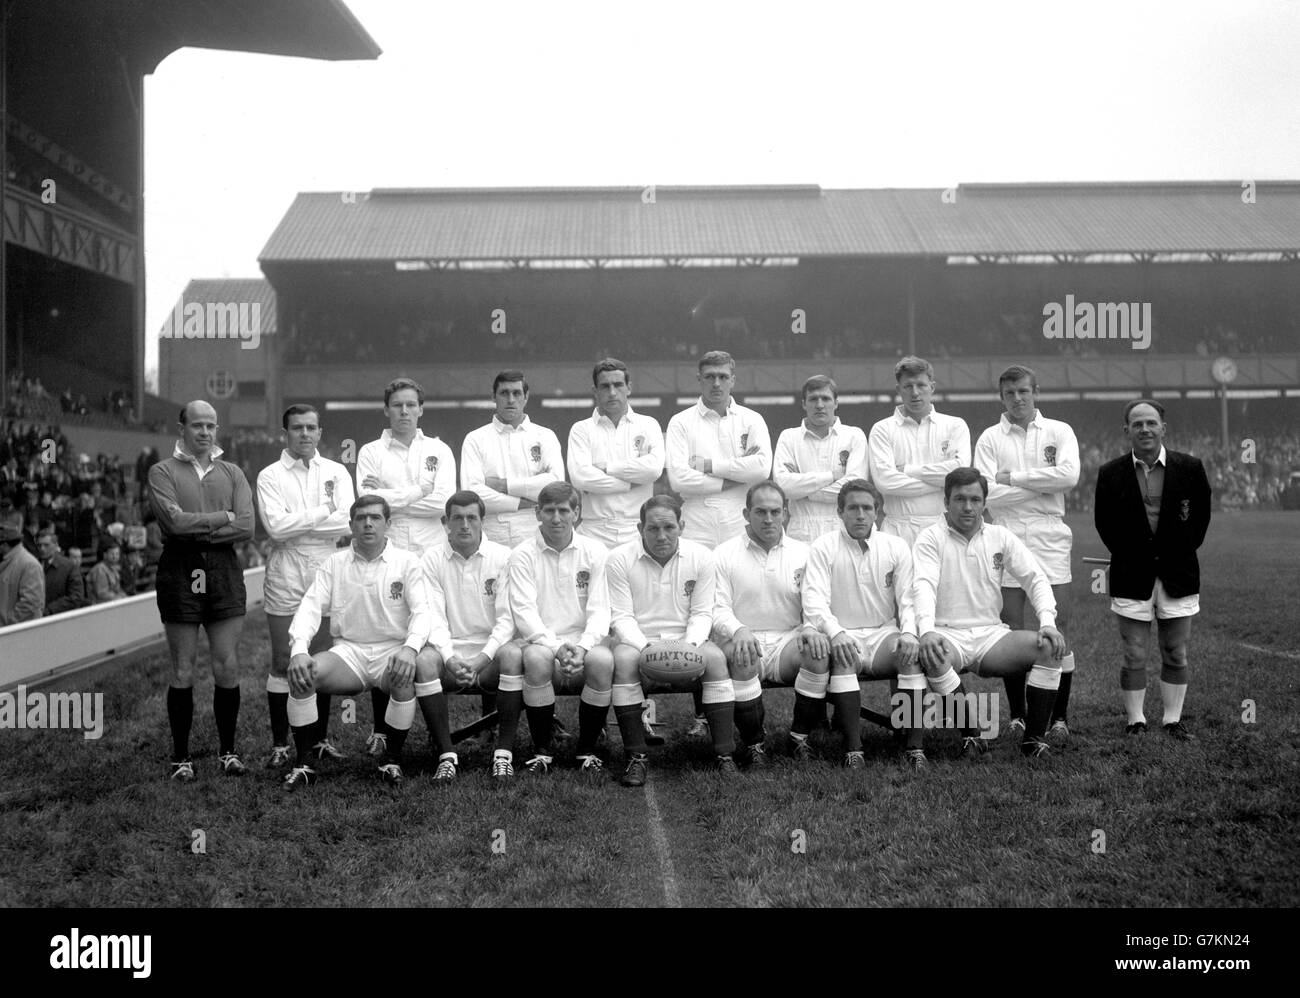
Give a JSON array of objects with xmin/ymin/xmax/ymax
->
[
  {"xmin": 1240, "ymin": 642, "xmax": 1300, "ymax": 661},
  {"xmin": 642, "ymin": 781, "xmax": 682, "ymax": 908}
]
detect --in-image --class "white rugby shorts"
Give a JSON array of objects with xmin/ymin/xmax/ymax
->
[
  {"xmin": 998, "ymin": 515, "xmax": 1073, "ymax": 586},
  {"xmin": 330, "ymin": 638, "xmax": 408, "ymax": 689},
  {"xmin": 264, "ymin": 544, "xmax": 336, "ymax": 616},
  {"xmin": 1111, "ymin": 579, "xmax": 1200, "ymax": 621},
  {"xmin": 932, "ymin": 623, "xmax": 1012, "ymax": 674}
]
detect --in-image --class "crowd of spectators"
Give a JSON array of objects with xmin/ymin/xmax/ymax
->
[{"xmin": 5, "ymin": 371, "xmax": 137, "ymax": 427}]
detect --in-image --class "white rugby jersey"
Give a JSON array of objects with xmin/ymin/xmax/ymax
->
[
  {"xmin": 290, "ymin": 541, "xmax": 432, "ymax": 656},
  {"xmin": 911, "ymin": 520, "xmax": 1056, "ymax": 634},
  {"xmin": 607, "ymin": 537, "xmax": 716, "ymax": 650},
  {"xmin": 507, "ymin": 531, "xmax": 610, "ymax": 652},
  {"xmin": 355, "ymin": 429, "xmax": 455, "ymax": 552},
  {"xmin": 868, "ymin": 407, "xmax": 971, "ymax": 519},
  {"xmin": 974, "ymin": 410, "xmax": 1080, "ymax": 519},
  {"xmin": 712, "ymin": 531, "xmax": 809, "ymax": 638},
  {"xmin": 257, "ymin": 450, "xmax": 354, "ymax": 549},
  {"xmin": 422, "ymin": 539, "xmax": 515, "ymax": 661},
  {"xmin": 461, "ymin": 416, "xmax": 563, "ymax": 515},
  {"xmin": 773, "ymin": 419, "xmax": 869, "ymax": 515},
  {"xmin": 666, "ymin": 399, "xmax": 772, "ymax": 509},
  {"xmin": 567, "ymin": 407, "xmax": 665, "ymax": 528},
  {"xmin": 802, "ymin": 527, "xmax": 915, "ymax": 637}
]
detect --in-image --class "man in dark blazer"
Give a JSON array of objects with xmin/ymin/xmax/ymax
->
[
  {"xmin": 36, "ymin": 527, "xmax": 87, "ymax": 616},
  {"xmin": 1094, "ymin": 400, "xmax": 1211, "ymax": 740}
]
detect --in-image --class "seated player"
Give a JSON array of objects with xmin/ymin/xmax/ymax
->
[
  {"xmin": 712, "ymin": 481, "xmax": 826, "ymax": 767},
  {"xmin": 606, "ymin": 495, "xmax": 736, "ymax": 786},
  {"xmin": 283, "ymin": 495, "xmax": 436, "ymax": 790},
  {"xmin": 802, "ymin": 479, "xmax": 926, "ymax": 769},
  {"xmin": 500, "ymin": 482, "xmax": 614, "ymax": 778},
  {"xmin": 912, "ymin": 468, "xmax": 1067, "ymax": 758},
  {"xmin": 415, "ymin": 490, "xmax": 523, "ymax": 780}
]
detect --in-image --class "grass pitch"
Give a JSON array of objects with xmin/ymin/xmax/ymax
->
[{"xmin": 1, "ymin": 512, "xmax": 1297, "ymax": 907}]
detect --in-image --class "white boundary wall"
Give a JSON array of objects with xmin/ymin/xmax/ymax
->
[{"xmin": 0, "ymin": 567, "xmax": 265, "ymax": 692}]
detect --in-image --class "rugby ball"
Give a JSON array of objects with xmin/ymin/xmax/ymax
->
[{"xmin": 638, "ymin": 640, "xmax": 707, "ymax": 686}]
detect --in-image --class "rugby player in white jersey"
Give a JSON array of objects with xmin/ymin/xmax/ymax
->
[
  {"xmin": 912, "ymin": 468, "xmax": 1067, "ymax": 759},
  {"xmin": 774, "ymin": 375, "xmax": 869, "ymax": 542},
  {"xmin": 283, "ymin": 495, "xmax": 434, "ymax": 789},
  {"xmin": 713, "ymin": 480, "xmax": 826, "ymax": 767},
  {"xmin": 355, "ymin": 377, "xmax": 452, "ymax": 758},
  {"xmin": 607, "ymin": 495, "xmax": 737, "ymax": 786},
  {"xmin": 461, "ymin": 370, "xmax": 564, "ymax": 548},
  {"xmin": 256, "ymin": 404, "xmax": 355, "ymax": 768},
  {"xmin": 974, "ymin": 365, "xmax": 1080, "ymax": 742},
  {"xmin": 568, "ymin": 358, "xmax": 665, "ymax": 549},
  {"xmin": 802, "ymin": 479, "xmax": 927, "ymax": 769},
  {"xmin": 868, "ymin": 356, "xmax": 971, "ymax": 545},
  {"xmin": 666, "ymin": 350, "xmax": 771, "ymax": 733},
  {"xmin": 499, "ymin": 482, "xmax": 613, "ymax": 778},
  {"xmin": 414, "ymin": 490, "xmax": 523, "ymax": 780}
]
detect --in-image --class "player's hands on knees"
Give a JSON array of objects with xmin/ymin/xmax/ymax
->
[
  {"xmin": 919, "ymin": 631, "xmax": 949, "ymax": 671},
  {"xmin": 446, "ymin": 654, "xmax": 474, "ymax": 685},
  {"xmin": 388, "ymin": 647, "xmax": 417, "ymax": 685},
  {"xmin": 731, "ymin": 628, "xmax": 761, "ymax": 671},
  {"xmin": 465, "ymin": 652, "xmax": 490, "ymax": 682},
  {"xmin": 557, "ymin": 643, "xmax": 585, "ymax": 676},
  {"xmin": 288, "ymin": 654, "xmax": 316, "ymax": 696},
  {"xmin": 894, "ymin": 632, "xmax": 920, "ymax": 670},
  {"xmin": 830, "ymin": 630, "xmax": 862, "ymax": 671},
  {"xmin": 1038, "ymin": 626, "xmax": 1067, "ymax": 660},
  {"xmin": 799, "ymin": 627, "xmax": 829, "ymax": 662}
]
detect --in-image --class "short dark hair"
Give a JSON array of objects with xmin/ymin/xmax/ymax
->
[
  {"xmin": 894, "ymin": 356, "xmax": 935, "ymax": 383},
  {"xmin": 1124, "ymin": 398, "xmax": 1166, "ymax": 425},
  {"xmin": 944, "ymin": 467, "xmax": 988, "ymax": 502},
  {"xmin": 350, "ymin": 494, "xmax": 392, "ymax": 521},
  {"xmin": 837, "ymin": 478, "xmax": 879, "ymax": 512},
  {"xmin": 281, "ymin": 403, "xmax": 321, "ymax": 430},
  {"xmin": 444, "ymin": 490, "xmax": 486, "ymax": 519},
  {"xmin": 493, "ymin": 371, "xmax": 529, "ymax": 395},
  {"xmin": 537, "ymin": 481, "xmax": 580, "ymax": 510},
  {"xmin": 801, "ymin": 374, "xmax": 838, "ymax": 400},
  {"xmin": 745, "ymin": 480, "xmax": 787, "ymax": 510},
  {"xmin": 997, "ymin": 365, "xmax": 1038, "ymax": 392},
  {"xmin": 639, "ymin": 494, "xmax": 682, "ymax": 526},
  {"xmin": 592, "ymin": 358, "xmax": 630, "ymax": 386},
  {"xmin": 383, "ymin": 378, "xmax": 424, "ymax": 406},
  {"xmin": 698, "ymin": 350, "xmax": 735, "ymax": 373}
]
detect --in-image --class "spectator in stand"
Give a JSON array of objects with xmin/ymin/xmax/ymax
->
[
  {"xmin": 37, "ymin": 527, "xmax": 86, "ymax": 616},
  {"xmin": 1, "ymin": 515, "xmax": 44, "ymax": 625},
  {"xmin": 89, "ymin": 540, "xmax": 126, "ymax": 604}
]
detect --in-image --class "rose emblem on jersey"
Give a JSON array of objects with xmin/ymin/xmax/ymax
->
[
  {"xmin": 530, "ymin": 444, "xmax": 542, "ymax": 464},
  {"xmin": 740, "ymin": 432, "xmax": 749, "ymax": 451},
  {"xmin": 1180, "ymin": 499, "xmax": 1190, "ymax": 521},
  {"xmin": 1044, "ymin": 445, "xmax": 1057, "ymax": 466},
  {"xmin": 484, "ymin": 577, "xmax": 496, "ymax": 598},
  {"xmin": 575, "ymin": 569, "xmax": 590, "ymax": 592},
  {"xmin": 793, "ymin": 568, "xmax": 804, "ymax": 588},
  {"xmin": 940, "ymin": 439, "xmax": 950, "ymax": 457},
  {"xmin": 425, "ymin": 456, "xmax": 438, "ymax": 472},
  {"xmin": 324, "ymin": 479, "xmax": 335, "ymax": 498},
  {"xmin": 389, "ymin": 581, "xmax": 404, "ymax": 601},
  {"xmin": 884, "ymin": 569, "xmax": 895, "ymax": 588},
  {"xmin": 683, "ymin": 579, "xmax": 696, "ymax": 599},
  {"xmin": 992, "ymin": 553, "xmax": 1004, "ymax": 573},
  {"xmin": 838, "ymin": 449, "xmax": 850, "ymax": 466},
  {"xmin": 634, "ymin": 435, "xmax": 645, "ymax": 450}
]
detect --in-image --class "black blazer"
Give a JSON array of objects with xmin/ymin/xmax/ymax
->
[{"xmin": 1094, "ymin": 449, "xmax": 1211, "ymax": 599}]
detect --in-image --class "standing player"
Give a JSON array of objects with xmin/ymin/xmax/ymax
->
[
  {"xmin": 283, "ymin": 495, "xmax": 434, "ymax": 789},
  {"xmin": 666, "ymin": 350, "xmax": 771, "ymax": 734},
  {"xmin": 974, "ymin": 366, "xmax": 1080, "ymax": 741},
  {"xmin": 356, "ymin": 377, "xmax": 452, "ymax": 756},
  {"xmin": 498, "ymin": 482, "xmax": 613, "ymax": 778},
  {"xmin": 414, "ymin": 490, "xmax": 522, "ymax": 779},
  {"xmin": 461, "ymin": 371, "xmax": 564, "ymax": 549},
  {"xmin": 869, "ymin": 356, "xmax": 970, "ymax": 545},
  {"xmin": 774, "ymin": 375, "xmax": 869, "ymax": 542},
  {"xmin": 606, "ymin": 496, "xmax": 737, "ymax": 786},
  {"xmin": 912, "ymin": 468, "xmax": 1067, "ymax": 758},
  {"xmin": 568, "ymin": 358, "xmax": 665, "ymax": 549},
  {"xmin": 1095, "ymin": 400, "xmax": 1211, "ymax": 740},
  {"xmin": 148, "ymin": 401, "xmax": 255, "ymax": 781},
  {"xmin": 256, "ymin": 404, "xmax": 355, "ymax": 768},
  {"xmin": 712, "ymin": 481, "xmax": 826, "ymax": 767},
  {"xmin": 802, "ymin": 480, "xmax": 926, "ymax": 769}
]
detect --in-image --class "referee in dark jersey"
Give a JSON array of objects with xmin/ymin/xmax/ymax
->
[{"xmin": 148, "ymin": 401, "xmax": 255, "ymax": 781}]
